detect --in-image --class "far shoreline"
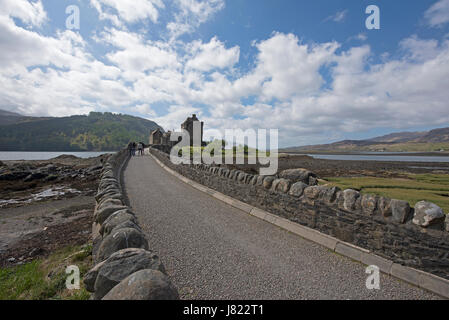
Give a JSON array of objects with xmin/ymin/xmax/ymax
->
[
  {"xmin": 283, "ymin": 151, "xmax": 449, "ymax": 157},
  {"xmin": 0, "ymin": 151, "xmax": 115, "ymax": 161}
]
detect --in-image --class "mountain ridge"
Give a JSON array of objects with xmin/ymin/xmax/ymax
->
[
  {"xmin": 282, "ymin": 127, "xmax": 449, "ymax": 153},
  {"xmin": 0, "ymin": 110, "xmax": 162, "ymax": 151}
]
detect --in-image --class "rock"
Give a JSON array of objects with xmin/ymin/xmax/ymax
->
[
  {"xmin": 244, "ymin": 174, "xmax": 254, "ymax": 184},
  {"xmin": 321, "ymin": 186, "xmax": 340, "ymax": 204},
  {"xmin": 98, "ymin": 182, "xmax": 120, "ymax": 191},
  {"xmin": 237, "ymin": 172, "xmax": 246, "ymax": 183},
  {"xmin": 92, "ymin": 235, "xmax": 103, "ymax": 263},
  {"xmin": 88, "ymin": 165, "xmax": 103, "ymax": 172},
  {"xmin": 390, "ymin": 199, "xmax": 411, "ymax": 224},
  {"xmin": 221, "ymin": 169, "xmax": 230, "ymax": 178},
  {"xmin": 97, "ymin": 199, "xmax": 124, "ymax": 211},
  {"xmin": 0, "ymin": 161, "xmax": 4, "ymax": 167},
  {"xmin": 446, "ymin": 214, "xmax": 449, "ymax": 232},
  {"xmin": 96, "ymin": 191, "xmax": 123, "ymax": 205},
  {"xmin": 228, "ymin": 170, "xmax": 238, "ymax": 179},
  {"xmin": 101, "ymin": 170, "xmax": 114, "ymax": 179},
  {"xmin": 95, "ymin": 205, "xmax": 129, "ymax": 225},
  {"xmin": 279, "ymin": 168, "xmax": 317, "ymax": 185},
  {"xmin": 7, "ymin": 257, "xmax": 15, "ymax": 263},
  {"xmin": 97, "ymin": 184, "xmax": 121, "ymax": 194},
  {"xmin": 288, "ymin": 182, "xmax": 308, "ymax": 197},
  {"xmin": 343, "ymin": 189, "xmax": 360, "ymax": 212},
  {"xmin": 304, "ymin": 186, "xmax": 322, "ymax": 200},
  {"xmin": 263, "ymin": 176, "xmax": 275, "ymax": 189},
  {"xmin": 44, "ymin": 175, "xmax": 58, "ymax": 182},
  {"xmin": 97, "ymin": 195, "xmax": 123, "ymax": 207},
  {"xmin": 270, "ymin": 179, "xmax": 281, "ymax": 192},
  {"xmin": 93, "ymin": 248, "xmax": 165, "ymax": 300},
  {"xmin": 96, "ymin": 228, "xmax": 149, "ymax": 262},
  {"xmin": 256, "ymin": 176, "xmax": 265, "ymax": 186},
  {"xmin": 250, "ymin": 175, "xmax": 258, "ymax": 185},
  {"xmin": 234, "ymin": 171, "xmax": 243, "ymax": 181},
  {"xmin": 0, "ymin": 170, "xmax": 30, "ymax": 181},
  {"xmin": 275, "ymin": 178, "xmax": 291, "ymax": 193},
  {"xmin": 412, "ymin": 201, "xmax": 445, "ymax": 229},
  {"xmin": 29, "ymin": 247, "xmax": 43, "ymax": 257},
  {"xmin": 361, "ymin": 194, "xmax": 378, "ymax": 215},
  {"xmin": 308, "ymin": 176, "xmax": 318, "ymax": 186},
  {"xmin": 110, "ymin": 220, "xmax": 142, "ymax": 235},
  {"xmin": 24, "ymin": 171, "xmax": 47, "ymax": 182},
  {"xmin": 95, "ymin": 188, "xmax": 122, "ymax": 202},
  {"xmin": 43, "ymin": 164, "xmax": 57, "ymax": 172},
  {"xmin": 378, "ymin": 197, "xmax": 392, "ymax": 217},
  {"xmin": 84, "ymin": 261, "xmax": 107, "ymax": 292},
  {"xmin": 100, "ymin": 211, "xmax": 137, "ymax": 236},
  {"xmin": 102, "ymin": 270, "xmax": 179, "ymax": 300}
]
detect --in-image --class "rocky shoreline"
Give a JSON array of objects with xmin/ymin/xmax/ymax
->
[
  {"xmin": 0, "ymin": 154, "xmax": 107, "ymax": 266},
  {"xmin": 0, "ymin": 154, "xmax": 108, "ymax": 208}
]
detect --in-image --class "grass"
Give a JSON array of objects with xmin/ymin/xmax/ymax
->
[
  {"xmin": 323, "ymin": 173, "xmax": 449, "ymax": 213},
  {"xmin": 0, "ymin": 244, "xmax": 92, "ymax": 300}
]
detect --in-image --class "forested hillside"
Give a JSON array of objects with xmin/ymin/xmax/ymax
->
[{"xmin": 0, "ymin": 111, "xmax": 162, "ymax": 151}]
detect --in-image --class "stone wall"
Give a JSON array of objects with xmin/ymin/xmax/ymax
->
[
  {"xmin": 84, "ymin": 149, "xmax": 179, "ymax": 300},
  {"xmin": 150, "ymin": 148, "xmax": 449, "ymax": 280}
]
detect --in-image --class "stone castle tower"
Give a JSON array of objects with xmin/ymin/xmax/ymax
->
[{"xmin": 181, "ymin": 114, "xmax": 203, "ymax": 147}]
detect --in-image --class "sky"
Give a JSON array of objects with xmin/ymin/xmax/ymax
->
[{"xmin": 1, "ymin": 0, "xmax": 449, "ymax": 147}]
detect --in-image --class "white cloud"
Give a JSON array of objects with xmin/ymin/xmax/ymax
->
[
  {"xmin": 324, "ymin": 9, "xmax": 348, "ymax": 23},
  {"xmin": 254, "ymin": 33, "xmax": 339, "ymax": 100},
  {"xmin": 153, "ymin": 105, "xmax": 200, "ymax": 131},
  {"xmin": 0, "ymin": 0, "xmax": 47, "ymax": 27},
  {"xmin": 348, "ymin": 33, "xmax": 368, "ymax": 42},
  {"xmin": 400, "ymin": 35, "xmax": 440, "ymax": 61},
  {"xmin": 97, "ymin": 28, "xmax": 180, "ymax": 80},
  {"xmin": 168, "ymin": 0, "xmax": 225, "ymax": 39},
  {"xmin": 91, "ymin": 0, "xmax": 164, "ymax": 25},
  {"xmin": 186, "ymin": 37, "xmax": 239, "ymax": 71},
  {"xmin": 425, "ymin": 0, "xmax": 449, "ymax": 27},
  {"xmin": 2, "ymin": 2, "xmax": 449, "ymax": 147},
  {"xmin": 131, "ymin": 104, "xmax": 157, "ymax": 117}
]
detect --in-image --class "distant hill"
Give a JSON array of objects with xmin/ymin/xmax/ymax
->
[
  {"xmin": 282, "ymin": 127, "xmax": 449, "ymax": 153},
  {"xmin": 0, "ymin": 109, "xmax": 26, "ymax": 126},
  {"xmin": 0, "ymin": 109, "xmax": 53, "ymax": 126},
  {"xmin": 367, "ymin": 131, "xmax": 427, "ymax": 143},
  {"xmin": 0, "ymin": 110, "xmax": 162, "ymax": 151}
]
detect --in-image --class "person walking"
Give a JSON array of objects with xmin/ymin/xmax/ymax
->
[
  {"xmin": 137, "ymin": 142, "xmax": 144, "ymax": 156},
  {"xmin": 127, "ymin": 142, "xmax": 133, "ymax": 157},
  {"xmin": 132, "ymin": 142, "xmax": 136, "ymax": 157}
]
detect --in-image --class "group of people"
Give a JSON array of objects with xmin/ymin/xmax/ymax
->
[{"xmin": 128, "ymin": 141, "xmax": 145, "ymax": 156}]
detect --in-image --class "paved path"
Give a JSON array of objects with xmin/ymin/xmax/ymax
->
[{"xmin": 124, "ymin": 155, "xmax": 439, "ymax": 300}]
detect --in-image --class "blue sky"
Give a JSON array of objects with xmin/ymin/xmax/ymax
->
[{"xmin": 1, "ymin": 0, "xmax": 449, "ymax": 147}]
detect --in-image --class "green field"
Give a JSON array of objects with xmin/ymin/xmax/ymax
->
[
  {"xmin": 0, "ymin": 245, "xmax": 92, "ymax": 300},
  {"xmin": 323, "ymin": 174, "xmax": 449, "ymax": 213}
]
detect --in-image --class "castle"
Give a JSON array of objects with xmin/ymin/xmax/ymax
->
[{"xmin": 149, "ymin": 114, "xmax": 204, "ymax": 150}]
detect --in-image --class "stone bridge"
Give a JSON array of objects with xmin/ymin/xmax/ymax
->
[
  {"xmin": 85, "ymin": 148, "xmax": 449, "ymax": 300},
  {"xmin": 123, "ymin": 151, "xmax": 446, "ymax": 299}
]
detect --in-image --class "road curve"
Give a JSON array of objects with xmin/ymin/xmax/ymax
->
[{"xmin": 123, "ymin": 155, "xmax": 439, "ymax": 300}]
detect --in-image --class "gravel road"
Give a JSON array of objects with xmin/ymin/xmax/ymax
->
[{"xmin": 123, "ymin": 155, "xmax": 440, "ymax": 300}]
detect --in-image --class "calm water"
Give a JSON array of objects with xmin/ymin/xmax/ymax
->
[
  {"xmin": 0, "ymin": 151, "xmax": 113, "ymax": 161},
  {"xmin": 296, "ymin": 153, "xmax": 449, "ymax": 163}
]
